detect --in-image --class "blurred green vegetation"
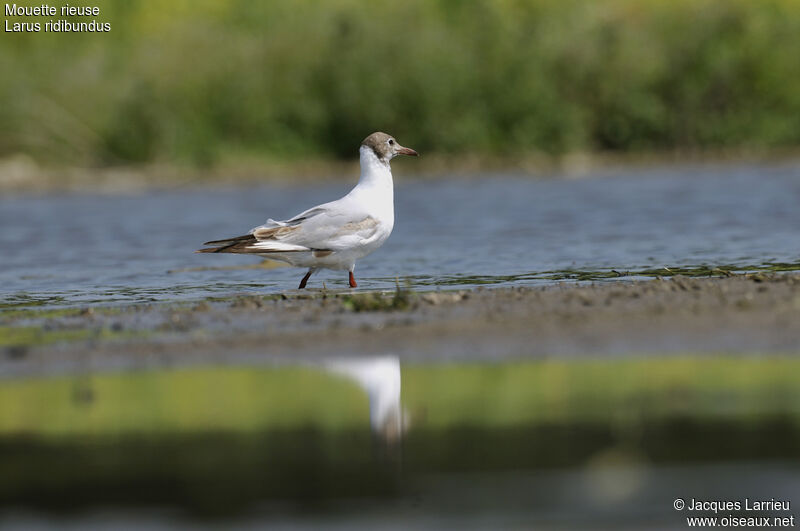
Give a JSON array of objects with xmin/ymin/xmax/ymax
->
[
  {"xmin": 2, "ymin": 357, "xmax": 800, "ymax": 437},
  {"xmin": 2, "ymin": 0, "xmax": 800, "ymax": 169},
  {"xmin": 3, "ymin": 357, "xmax": 800, "ymax": 515}
]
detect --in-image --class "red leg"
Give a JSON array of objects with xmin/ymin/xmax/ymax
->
[
  {"xmin": 298, "ymin": 270, "xmax": 312, "ymax": 289},
  {"xmin": 349, "ymin": 271, "xmax": 357, "ymax": 288}
]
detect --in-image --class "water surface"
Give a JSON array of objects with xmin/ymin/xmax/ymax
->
[
  {"xmin": 2, "ymin": 356, "xmax": 799, "ymax": 528},
  {"xmin": 1, "ymin": 163, "xmax": 798, "ymax": 307}
]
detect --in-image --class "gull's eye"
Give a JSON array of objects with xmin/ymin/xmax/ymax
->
[{"xmin": 388, "ymin": 139, "xmax": 394, "ymax": 146}]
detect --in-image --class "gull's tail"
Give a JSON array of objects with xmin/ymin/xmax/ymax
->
[
  {"xmin": 196, "ymin": 233, "xmax": 313, "ymax": 254},
  {"xmin": 196, "ymin": 234, "xmax": 257, "ymax": 253}
]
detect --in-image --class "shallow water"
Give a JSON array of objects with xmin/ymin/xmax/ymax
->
[
  {"xmin": 2, "ymin": 356, "xmax": 800, "ymax": 528},
  {"xmin": 1, "ymin": 163, "xmax": 799, "ymax": 308}
]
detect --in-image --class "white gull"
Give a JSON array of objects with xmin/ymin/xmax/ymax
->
[{"xmin": 197, "ymin": 132, "xmax": 418, "ymax": 288}]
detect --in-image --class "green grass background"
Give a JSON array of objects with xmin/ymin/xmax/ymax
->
[{"xmin": 2, "ymin": 0, "xmax": 800, "ymax": 170}]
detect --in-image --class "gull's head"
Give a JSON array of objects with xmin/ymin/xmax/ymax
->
[{"xmin": 361, "ymin": 132, "xmax": 418, "ymax": 164}]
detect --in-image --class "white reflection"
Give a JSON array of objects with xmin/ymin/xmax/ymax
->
[
  {"xmin": 325, "ymin": 355, "xmax": 408, "ymax": 443},
  {"xmin": 582, "ymin": 446, "xmax": 649, "ymax": 506}
]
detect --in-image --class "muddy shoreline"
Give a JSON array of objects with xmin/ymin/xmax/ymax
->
[{"xmin": 2, "ymin": 273, "xmax": 799, "ymax": 378}]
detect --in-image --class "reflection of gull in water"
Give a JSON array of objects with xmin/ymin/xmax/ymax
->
[{"xmin": 325, "ymin": 356, "xmax": 407, "ymax": 443}]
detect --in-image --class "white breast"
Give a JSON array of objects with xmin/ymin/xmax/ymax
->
[{"xmin": 346, "ymin": 146, "xmax": 396, "ymax": 254}]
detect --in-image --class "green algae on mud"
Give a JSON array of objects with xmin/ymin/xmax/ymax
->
[
  {"xmin": 0, "ymin": 272, "xmax": 798, "ymax": 361},
  {"xmin": 0, "ymin": 305, "xmax": 126, "ymax": 323},
  {"xmin": 340, "ymin": 287, "xmax": 417, "ymax": 312},
  {"xmin": 422, "ymin": 261, "xmax": 800, "ymax": 287},
  {"xmin": 2, "ymin": 357, "xmax": 800, "ymax": 438},
  {"xmin": 0, "ymin": 324, "xmax": 145, "ymax": 348},
  {"xmin": 3, "ymin": 261, "xmax": 800, "ymax": 314}
]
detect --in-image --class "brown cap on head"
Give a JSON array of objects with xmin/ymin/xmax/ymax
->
[{"xmin": 361, "ymin": 132, "xmax": 419, "ymax": 162}]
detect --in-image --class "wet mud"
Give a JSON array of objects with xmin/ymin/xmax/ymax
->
[{"xmin": 2, "ymin": 273, "xmax": 799, "ymax": 378}]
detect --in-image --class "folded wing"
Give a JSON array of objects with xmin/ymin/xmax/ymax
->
[{"xmin": 196, "ymin": 201, "xmax": 380, "ymax": 255}]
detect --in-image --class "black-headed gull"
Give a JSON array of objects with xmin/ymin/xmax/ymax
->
[{"xmin": 197, "ymin": 132, "xmax": 418, "ymax": 288}]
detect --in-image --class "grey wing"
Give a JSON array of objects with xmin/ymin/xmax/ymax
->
[{"xmin": 249, "ymin": 201, "xmax": 380, "ymax": 252}]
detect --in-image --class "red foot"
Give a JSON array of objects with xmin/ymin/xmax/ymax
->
[
  {"xmin": 349, "ymin": 271, "xmax": 357, "ymax": 288},
  {"xmin": 299, "ymin": 270, "xmax": 312, "ymax": 289}
]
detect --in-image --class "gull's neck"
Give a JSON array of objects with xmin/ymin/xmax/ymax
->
[{"xmin": 357, "ymin": 145, "xmax": 393, "ymax": 191}]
